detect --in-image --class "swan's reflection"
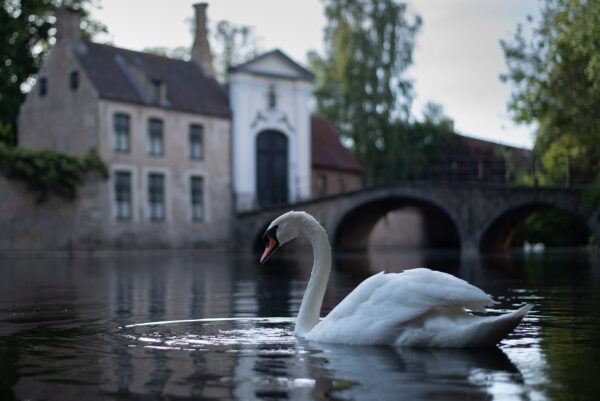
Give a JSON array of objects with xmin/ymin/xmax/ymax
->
[{"xmin": 303, "ymin": 340, "xmax": 525, "ymax": 401}]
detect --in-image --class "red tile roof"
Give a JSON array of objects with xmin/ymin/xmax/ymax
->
[{"xmin": 311, "ymin": 115, "xmax": 363, "ymax": 172}]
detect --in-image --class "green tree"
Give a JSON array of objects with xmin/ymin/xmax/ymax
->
[
  {"xmin": 376, "ymin": 102, "xmax": 455, "ymax": 181},
  {"xmin": 0, "ymin": 0, "xmax": 104, "ymax": 146},
  {"xmin": 310, "ymin": 0, "xmax": 421, "ymax": 182},
  {"xmin": 144, "ymin": 19, "xmax": 261, "ymax": 83},
  {"xmin": 421, "ymin": 101, "xmax": 454, "ymax": 132},
  {"xmin": 143, "ymin": 46, "xmax": 190, "ymax": 61},
  {"xmin": 501, "ymin": 0, "xmax": 600, "ymax": 185},
  {"xmin": 212, "ymin": 20, "xmax": 261, "ymax": 82}
]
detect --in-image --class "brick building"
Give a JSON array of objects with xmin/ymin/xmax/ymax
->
[{"xmin": 5, "ymin": 4, "xmax": 361, "ymax": 250}]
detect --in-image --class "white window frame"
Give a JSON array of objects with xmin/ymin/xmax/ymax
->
[
  {"xmin": 148, "ymin": 118, "xmax": 164, "ymax": 156},
  {"xmin": 148, "ymin": 173, "xmax": 165, "ymax": 221},
  {"xmin": 185, "ymin": 170, "xmax": 210, "ymax": 223},
  {"xmin": 189, "ymin": 124, "xmax": 204, "ymax": 160},
  {"xmin": 143, "ymin": 168, "xmax": 170, "ymax": 221},
  {"xmin": 113, "ymin": 113, "xmax": 130, "ymax": 153},
  {"xmin": 114, "ymin": 170, "xmax": 132, "ymax": 220},
  {"xmin": 110, "ymin": 165, "xmax": 137, "ymax": 222},
  {"xmin": 190, "ymin": 175, "xmax": 204, "ymax": 221}
]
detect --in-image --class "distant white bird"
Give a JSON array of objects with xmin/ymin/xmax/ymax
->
[
  {"xmin": 532, "ymin": 243, "xmax": 545, "ymax": 252},
  {"xmin": 260, "ymin": 211, "xmax": 532, "ymax": 347},
  {"xmin": 524, "ymin": 241, "xmax": 545, "ymax": 253}
]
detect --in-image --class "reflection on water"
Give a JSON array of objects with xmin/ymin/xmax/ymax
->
[
  {"xmin": 0, "ymin": 249, "xmax": 598, "ymax": 400},
  {"xmin": 117, "ymin": 318, "xmax": 528, "ymax": 400}
]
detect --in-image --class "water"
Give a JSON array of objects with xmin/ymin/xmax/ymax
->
[{"xmin": 1, "ymin": 249, "xmax": 599, "ymax": 400}]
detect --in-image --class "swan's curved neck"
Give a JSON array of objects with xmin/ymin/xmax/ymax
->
[{"xmin": 295, "ymin": 219, "xmax": 331, "ymax": 336}]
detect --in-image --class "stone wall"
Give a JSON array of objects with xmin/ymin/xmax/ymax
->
[
  {"xmin": 96, "ymin": 101, "xmax": 233, "ymax": 249},
  {"xmin": 0, "ymin": 171, "xmax": 233, "ymax": 252},
  {"xmin": 18, "ymin": 42, "xmax": 100, "ymax": 153},
  {"xmin": 0, "ymin": 175, "xmax": 106, "ymax": 251},
  {"xmin": 368, "ymin": 208, "xmax": 427, "ymax": 249},
  {"xmin": 311, "ymin": 167, "xmax": 362, "ymax": 198},
  {"xmin": 13, "ymin": 44, "xmax": 233, "ymax": 252}
]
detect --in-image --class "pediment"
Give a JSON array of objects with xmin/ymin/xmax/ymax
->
[{"xmin": 229, "ymin": 50, "xmax": 313, "ymax": 81}]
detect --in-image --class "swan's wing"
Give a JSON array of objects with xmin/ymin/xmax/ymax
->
[{"xmin": 307, "ymin": 268, "xmax": 494, "ymax": 344}]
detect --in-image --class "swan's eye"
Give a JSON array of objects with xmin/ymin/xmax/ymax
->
[{"xmin": 263, "ymin": 225, "xmax": 278, "ymax": 245}]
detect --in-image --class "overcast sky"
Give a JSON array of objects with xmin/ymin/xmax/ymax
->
[{"xmin": 91, "ymin": 0, "xmax": 541, "ymax": 149}]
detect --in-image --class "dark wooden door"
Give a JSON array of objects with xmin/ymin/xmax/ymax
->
[{"xmin": 256, "ymin": 130, "xmax": 288, "ymax": 207}]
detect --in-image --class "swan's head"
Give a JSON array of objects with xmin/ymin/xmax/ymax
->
[{"xmin": 260, "ymin": 211, "xmax": 317, "ymax": 264}]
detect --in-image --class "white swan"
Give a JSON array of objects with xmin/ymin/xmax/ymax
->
[{"xmin": 260, "ymin": 211, "xmax": 532, "ymax": 347}]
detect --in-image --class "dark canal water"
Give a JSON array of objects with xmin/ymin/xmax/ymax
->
[{"xmin": 1, "ymin": 249, "xmax": 599, "ymax": 401}]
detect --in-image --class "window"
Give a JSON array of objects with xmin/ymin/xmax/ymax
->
[
  {"xmin": 113, "ymin": 113, "xmax": 130, "ymax": 153},
  {"xmin": 70, "ymin": 71, "xmax": 79, "ymax": 90},
  {"xmin": 148, "ymin": 119, "xmax": 163, "ymax": 156},
  {"xmin": 268, "ymin": 84, "xmax": 277, "ymax": 109},
  {"xmin": 189, "ymin": 124, "xmax": 203, "ymax": 160},
  {"xmin": 39, "ymin": 77, "xmax": 47, "ymax": 97},
  {"xmin": 114, "ymin": 171, "xmax": 132, "ymax": 220},
  {"xmin": 149, "ymin": 80, "xmax": 161, "ymax": 104},
  {"xmin": 317, "ymin": 174, "xmax": 327, "ymax": 196},
  {"xmin": 148, "ymin": 173, "xmax": 165, "ymax": 220},
  {"xmin": 190, "ymin": 176, "xmax": 204, "ymax": 221}
]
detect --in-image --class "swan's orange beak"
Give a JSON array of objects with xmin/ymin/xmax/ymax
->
[{"xmin": 260, "ymin": 235, "xmax": 278, "ymax": 264}]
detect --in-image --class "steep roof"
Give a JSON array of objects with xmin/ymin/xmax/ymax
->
[
  {"xmin": 311, "ymin": 115, "xmax": 363, "ymax": 173},
  {"xmin": 73, "ymin": 40, "xmax": 230, "ymax": 118},
  {"xmin": 228, "ymin": 49, "xmax": 314, "ymax": 81}
]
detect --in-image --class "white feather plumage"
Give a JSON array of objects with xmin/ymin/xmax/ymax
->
[{"xmin": 262, "ymin": 211, "xmax": 532, "ymax": 347}]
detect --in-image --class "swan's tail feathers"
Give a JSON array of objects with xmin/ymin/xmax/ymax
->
[
  {"xmin": 392, "ymin": 304, "xmax": 533, "ymax": 348},
  {"xmin": 513, "ymin": 303, "xmax": 534, "ymax": 317},
  {"xmin": 469, "ymin": 304, "xmax": 533, "ymax": 347}
]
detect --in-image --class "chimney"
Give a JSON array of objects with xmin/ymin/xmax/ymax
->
[
  {"xmin": 191, "ymin": 3, "xmax": 215, "ymax": 76},
  {"xmin": 55, "ymin": 6, "xmax": 82, "ymax": 44}
]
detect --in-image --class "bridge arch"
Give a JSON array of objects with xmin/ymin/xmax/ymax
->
[
  {"xmin": 479, "ymin": 200, "xmax": 595, "ymax": 251},
  {"xmin": 329, "ymin": 190, "xmax": 462, "ymax": 251}
]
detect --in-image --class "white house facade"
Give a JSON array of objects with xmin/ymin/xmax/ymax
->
[{"xmin": 229, "ymin": 51, "xmax": 314, "ymax": 212}]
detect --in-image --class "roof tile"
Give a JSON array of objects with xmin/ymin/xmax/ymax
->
[
  {"xmin": 311, "ymin": 115, "xmax": 363, "ymax": 172},
  {"xmin": 74, "ymin": 41, "xmax": 230, "ymax": 118}
]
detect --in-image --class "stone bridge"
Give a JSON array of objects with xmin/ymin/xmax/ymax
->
[{"xmin": 236, "ymin": 182, "xmax": 600, "ymax": 253}]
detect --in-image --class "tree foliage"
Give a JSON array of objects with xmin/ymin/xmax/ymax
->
[
  {"xmin": 143, "ymin": 46, "xmax": 190, "ymax": 61},
  {"xmin": 212, "ymin": 20, "xmax": 261, "ymax": 82},
  {"xmin": 0, "ymin": 144, "xmax": 108, "ymax": 201},
  {"xmin": 0, "ymin": 0, "xmax": 104, "ymax": 145},
  {"xmin": 151, "ymin": 18, "xmax": 262, "ymax": 82},
  {"xmin": 501, "ymin": 0, "xmax": 600, "ymax": 185},
  {"xmin": 310, "ymin": 0, "xmax": 421, "ymax": 181},
  {"xmin": 510, "ymin": 208, "xmax": 592, "ymax": 247},
  {"xmin": 381, "ymin": 102, "xmax": 455, "ymax": 181}
]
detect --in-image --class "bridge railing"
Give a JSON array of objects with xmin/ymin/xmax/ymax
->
[
  {"xmin": 368, "ymin": 154, "xmax": 600, "ymax": 188},
  {"xmin": 250, "ymin": 154, "xmax": 599, "ymax": 210}
]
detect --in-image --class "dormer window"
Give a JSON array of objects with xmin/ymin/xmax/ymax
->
[
  {"xmin": 149, "ymin": 80, "xmax": 161, "ymax": 104},
  {"xmin": 70, "ymin": 71, "xmax": 79, "ymax": 90},
  {"xmin": 39, "ymin": 77, "xmax": 47, "ymax": 97}
]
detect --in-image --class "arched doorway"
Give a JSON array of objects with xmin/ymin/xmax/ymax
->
[{"xmin": 256, "ymin": 130, "xmax": 288, "ymax": 207}]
